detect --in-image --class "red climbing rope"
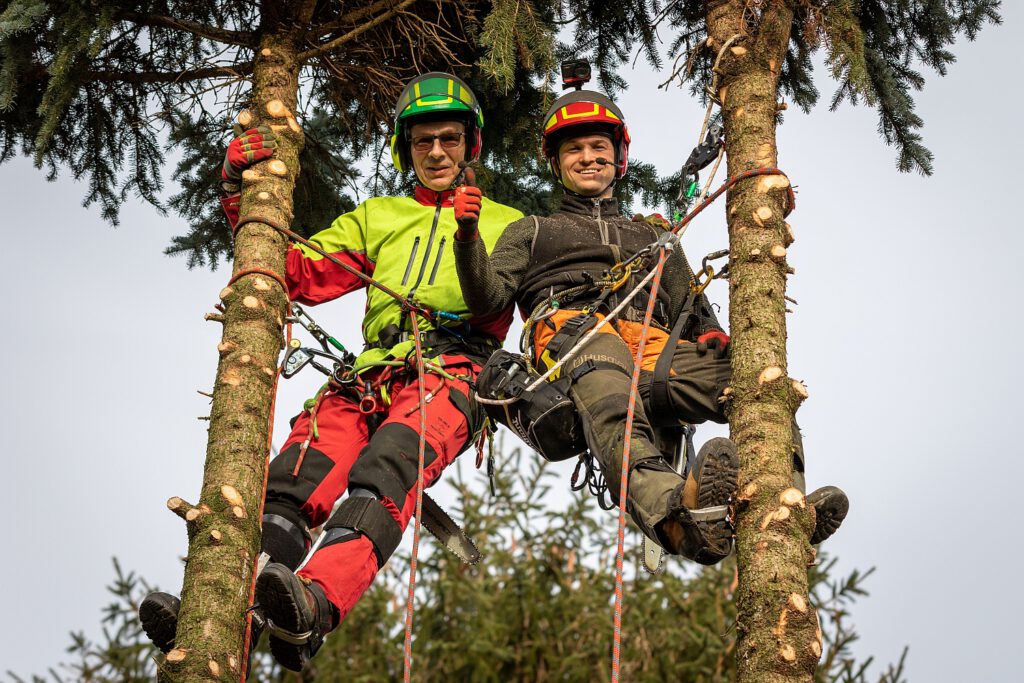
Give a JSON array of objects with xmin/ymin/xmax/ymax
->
[
  {"xmin": 233, "ymin": 214, "xmax": 436, "ymax": 321},
  {"xmin": 611, "ymin": 246, "xmax": 668, "ymax": 683},
  {"xmin": 608, "ymin": 166, "xmax": 793, "ymax": 682},
  {"xmin": 402, "ymin": 310, "xmax": 431, "ymax": 682},
  {"xmin": 673, "ymin": 167, "xmax": 794, "ymax": 236}
]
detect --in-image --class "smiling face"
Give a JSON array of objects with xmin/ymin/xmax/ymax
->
[
  {"xmin": 557, "ymin": 133, "xmax": 616, "ymax": 198},
  {"xmin": 408, "ymin": 119, "xmax": 467, "ymax": 192}
]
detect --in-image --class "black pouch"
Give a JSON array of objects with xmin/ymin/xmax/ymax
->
[{"xmin": 476, "ymin": 350, "xmax": 587, "ymax": 462}]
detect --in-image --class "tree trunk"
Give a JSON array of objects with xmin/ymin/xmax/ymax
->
[
  {"xmin": 705, "ymin": 2, "xmax": 821, "ymax": 681},
  {"xmin": 161, "ymin": 26, "xmax": 306, "ymax": 682}
]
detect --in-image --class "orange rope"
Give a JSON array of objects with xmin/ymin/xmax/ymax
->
[
  {"xmin": 228, "ymin": 266, "xmax": 289, "ymax": 293},
  {"xmin": 611, "ymin": 247, "xmax": 668, "ymax": 683}
]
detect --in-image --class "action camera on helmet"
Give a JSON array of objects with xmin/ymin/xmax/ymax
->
[{"xmin": 561, "ymin": 60, "xmax": 592, "ymax": 90}]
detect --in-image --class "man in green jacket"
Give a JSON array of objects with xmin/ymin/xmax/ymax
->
[
  {"xmin": 454, "ymin": 80, "xmax": 847, "ymax": 565},
  {"xmin": 140, "ymin": 72, "xmax": 522, "ymax": 672}
]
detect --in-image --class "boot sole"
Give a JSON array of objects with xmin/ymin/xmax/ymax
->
[
  {"xmin": 808, "ymin": 486, "xmax": 849, "ymax": 544},
  {"xmin": 693, "ymin": 437, "xmax": 740, "ymax": 509},
  {"xmin": 256, "ymin": 565, "xmax": 311, "ymax": 672},
  {"xmin": 139, "ymin": 593, "xmax": 179, "ymax": 654}
]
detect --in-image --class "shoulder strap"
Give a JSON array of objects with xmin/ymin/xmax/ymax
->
[{"xmin": 650, "ymin": 291, "xmax": 699, "ymax": 423}]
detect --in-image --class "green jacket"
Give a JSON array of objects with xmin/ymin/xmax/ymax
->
[{"xmin": 286, "ymin": 185, "xmax": 523, "ymax": 369}]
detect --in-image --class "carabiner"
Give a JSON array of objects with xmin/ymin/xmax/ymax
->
[{"xmin": 358, "ymin": 381, "xmax": 378, "ymax": 414}]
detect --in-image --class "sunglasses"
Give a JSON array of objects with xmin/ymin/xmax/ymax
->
[{"xmin": 410, "ymin": 132, "xmax": 466, "ymax": 151}]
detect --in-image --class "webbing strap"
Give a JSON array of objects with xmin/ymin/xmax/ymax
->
[
  {"xmin": 329, "ymin": 496, "xmax": 402, "ymax": 565},
  {"xmin": 650, "ymin": 292, "xmax": 699, "ymax": 422}
]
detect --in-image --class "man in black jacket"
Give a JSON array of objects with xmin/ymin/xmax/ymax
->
[{"xmin": 452, "ymin": 85, "xmax": 847, "ymax": 563}]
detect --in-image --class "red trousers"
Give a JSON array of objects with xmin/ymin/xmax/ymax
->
[{"xmin": 264, "ymin": 354, "xmax": 481, "ymax": 622}]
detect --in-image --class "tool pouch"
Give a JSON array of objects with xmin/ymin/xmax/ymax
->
[{"xmin": 476, "ymin": 350, "xmax": 587, "ymax": 462}]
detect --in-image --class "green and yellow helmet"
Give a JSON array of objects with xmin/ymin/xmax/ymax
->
[{"xmin": 390, "ymin": 72, "xmax": 484, "ymax": 172}]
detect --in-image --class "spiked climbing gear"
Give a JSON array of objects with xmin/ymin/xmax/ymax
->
[
  {"xmin": 659, "ymin": 437, "xmax": 738, "ymax": 565},
  {"xmin": 140, "ymin": 591, "xmax": 266, "ymax": 677},
  {"xmin": 257, "ymin": 563, "xmax": 335, "ymax": 673},
  {"xmin": 641, "ymin": 425, "xmax": 697, "ymax": 574},
  {"xmin": 390, "ymin": 72, "xmax": 483, "ymax": 173}
]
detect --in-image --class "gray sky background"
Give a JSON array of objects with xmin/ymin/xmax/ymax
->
[{"xmin": 2, "ymin": 9, "xmax": 1021, "ymax": 681}]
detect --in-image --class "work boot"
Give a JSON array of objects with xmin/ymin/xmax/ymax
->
[
  {"xmin": 138, "ymin": 591, "xmax": 265, "ymax": 675},
  {"xmin": 256, "ymin": 563, "xmax": 335, "ymax": 672},
  {"xmin": 139, "ymin": 592, "xmax": 179, "ymax": 654},
  {"xmin": 808, "ymin": 485, "xmax": 849, "ymax": 544},
  {"xmin": 658, "ymin": 437, "xmax": 739, "ymax": 565}
]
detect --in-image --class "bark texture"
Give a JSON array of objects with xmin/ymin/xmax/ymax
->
[
  {"xmin": 160, "ymin": 16, "xmax": 307, "ymax": 682},
  {"xmin": 705, "ymin": 2, "xmax": 821, "ymax": 681}
]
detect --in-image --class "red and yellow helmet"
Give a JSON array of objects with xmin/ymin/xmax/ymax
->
[{"xmin": 541, "ymin": 90, "xmax": 630, "ymax": 181}]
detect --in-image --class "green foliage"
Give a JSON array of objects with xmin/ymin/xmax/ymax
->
[
  {"xmin": 657, "ymin": 0, "xmax": 1002, "ymax": 175},
  {"xmin": 20, "ymin": 442, "xmax": 903, "ymax": 683},
  {"xmin": 478, "ymin": 0, "xmax": 556, "ymax": 91}
]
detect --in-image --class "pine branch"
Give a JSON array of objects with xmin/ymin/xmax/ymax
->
[
  {"xmin": 299, "ymin": 0, "xmax": 420, "ymax": 61},
  {"xmin": 88, "ymin": 62, "xmax": 254, "ymax": 84},
  {"xmin": 314, "ymin": 0, "xmax": 405, "ymax": 37},
  {"xmin": 115, "ymin": 9, "xmax": 256, "ymax": 47}
]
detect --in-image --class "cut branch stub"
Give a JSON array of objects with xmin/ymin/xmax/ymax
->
[
  {"xmin": 780, "ymin": 644, "xmax": 797, "ymax": 663},
  {"xmin": 265, "ymin": 99, "xmax": 291, "ymax": 118},
  {"xmin": 267, "ymin": 159, "xmax": 288, "ymax": 176},
  {"xmin": 208, "ymin": 660, "xmax": 220, "ymax": 676},
  {"xmin": 791, "ymin": 379, "xmax": 809, "ymax": 400},
  {"xmin": 758, "ymin": 366, "xmax": 784, "ymax": 384},
  {"xmin": 779, "ymin": 488, "xmax": 806, "ymax": 508},
  {"xmin": 237, "ymin": 109, "xmax": 253, "ymax": 127},
  {"xmin": 770, "ymin": 245, "xmax": 787, "ymax": 261},
  {"xmin": 185, "ymin": 504, "xmax": 212, "ymax": 523},
  {"xmin": 738, "ymin": 482, "xmax": 758, "ymax": 502},
  {"xmin": 752, "ymin": 206, "xmax": 774, "ymax": 227},
  {"xmin": 788, "ymin": 592, "xmax": 808, "ymax": 613},
  {"xmin": 166, "ymin": 648, "xmax": 187, "ymax": 663},
  {"xmin": 167, "ymin": 496, "xmax": 193, "ymax": 521},
  {"xmin": 756, "ymin": 174, "xmax": 791, "ymax": 194},
  {"xmin": 221, "ymin": 484, "xmax": 244, "ymax": 508}
]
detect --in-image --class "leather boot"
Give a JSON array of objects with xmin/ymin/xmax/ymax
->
[
  {"xmin": 657, "ymin": 436, "xmax": 739, "ymax": 564},
  {"xmin": 256, "ymin": 562, "xmax": 336, "ymax": 672}
]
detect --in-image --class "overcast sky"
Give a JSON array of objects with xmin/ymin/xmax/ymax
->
[{"xmin": 2, "ymin": 8, "xmax": 1021, "ymax": 681}]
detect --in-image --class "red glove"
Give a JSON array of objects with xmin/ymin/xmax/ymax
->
[
  {"xmin": 696, "ymin": 330, "xmax": 730, "ymax": 357},
  {"xmin": 454, "ymin": 166, "xmax": 482, "ymax": 241},
  {"xmin": 221, "ymin": 192, "xmax": 240, "ymax": 232},
  {"xmin": 222, "ymin": 125, "xmax": 277, "ymax": 182}
]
